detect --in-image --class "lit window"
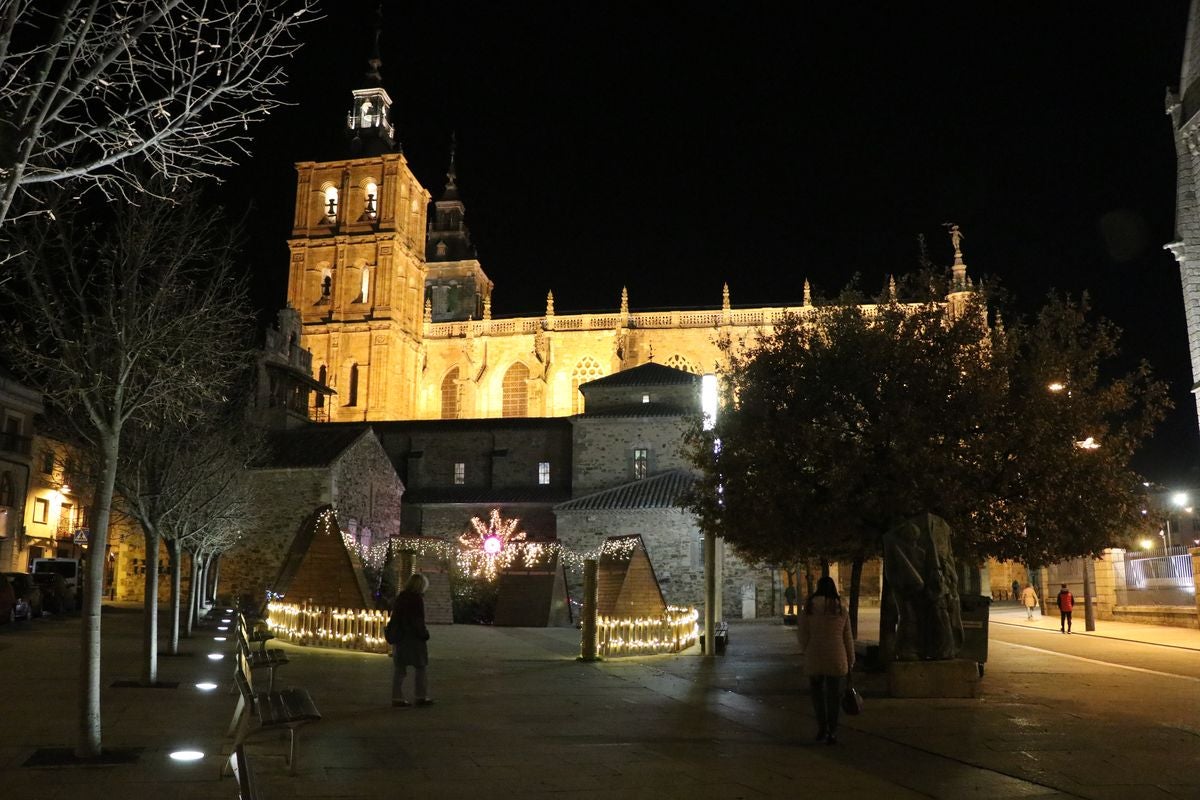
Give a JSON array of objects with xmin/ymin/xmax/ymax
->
[
  {"xmin": 359, "ymin": 99, "xmax": 373, "ymax": 127},
  {"xmin": 538, "ymin": 462, "xmax": 550, "ymax": 485},
  {"xmin": 502, "ymin": 363, "xmax": 529, "ymax": 417},
  {"xmin": 453, "ymin": 463, "xmax": 465, "ymax": 485},
  {"xmin": 642, "ymin": 394, "xmax": 650, "ymax": 403},
  {"xmin": 323, "ymin": 186, "xmax": 339, "ymax": 219},
  {"xmin": 441, "ymin": 367, "xmax": 461, "ymax": 419},
  {"xmin": 360, "ymin": 267, "xmax": 370, "ymax": 304},
  {"xmin": 33, "ymin": 497, "xmax": 49, "ymax": 524},
  {"xmin": 571, "ymin": 357, "xmax": 604, "ymax": 414},
  {"xmin": 633, "ymin": 448, "xmax": 648, "ymax": 480}
]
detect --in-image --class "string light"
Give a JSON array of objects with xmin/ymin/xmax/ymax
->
[{"xmin": 596, "ymin": 606, "xmax": 699, "ymax": 657}]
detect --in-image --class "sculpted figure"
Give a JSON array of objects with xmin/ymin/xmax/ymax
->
[{"xmin": 882, "ymin": 512, "xmax": 963, "ymax": 660}]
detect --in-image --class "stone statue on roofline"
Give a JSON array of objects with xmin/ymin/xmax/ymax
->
[{"xmin": 882, "ymin": 512, "xmax": 964, "ymax": 661}]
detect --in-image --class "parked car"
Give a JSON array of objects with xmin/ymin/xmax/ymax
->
[
  {"xmin": 30, "ymin": 558, "xmax": 82, "ymax": 606},
  {"xmin": 30, "ymin": 572, "xmax": 75, "ymax": 614},
  {"xmin": 3, "ymin": 573, "xmax": 41, "ymax": 620},
  {"xmin": 0, "ymin": 575, "xmax": 31, "ymax": 623}
]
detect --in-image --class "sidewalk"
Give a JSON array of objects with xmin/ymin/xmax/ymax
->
[
  {"xmin": 987, "ymin": 601, "xmax": 1200, "ymax": 651},
  {"xmin": 2, "ymin": 602, "xmax": 1198, "ymax": 798}
]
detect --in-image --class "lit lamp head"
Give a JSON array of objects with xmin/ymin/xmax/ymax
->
[
  {"xmin": 1172, "ymin": 491, "xmax": 1189, "ymax": 508},
  {"xmin": 483, "ymin": 535, "xmax": 502, "ymax": 555}
]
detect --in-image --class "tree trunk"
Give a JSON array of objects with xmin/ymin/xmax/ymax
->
[
  {"xmin": 185, "ymin": 550, "xmax": 200, "ymax": 638},
  {"xmin": 78, "ymin": 433, "xmax": 120, "ymax": 758},
  {"xmin": 141, "ymin": 530, "xmax": 159, "ymax": 685},
  {"xmin": 848, "ymin": 556, "xmax": 864, "ymax": 639},
  {"xmin": 210, "ymin": 554, "xmax": 221, "ymax": 606},
  {"xmin": 167, "ymin": 539, "xmax": 182, "ymax": 655}
]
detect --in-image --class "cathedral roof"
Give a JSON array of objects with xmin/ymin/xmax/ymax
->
[
  {"xmin": 252, "ymin": 425, "xmax": 372, "ymax": 469},
  {"xmin": 580, "ymin": 362, "xmax": 700, "ymax": 389},
  {"xmin": 554, "ymin": 469, "xmax": 696, "ymax": 512}
]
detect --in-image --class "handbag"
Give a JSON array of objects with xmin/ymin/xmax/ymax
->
[
  {"xmin": 384, "ymin": 615, "xmax": 401, "ymax": 645},
  {"xmin": 841, "ymin": 674, "xmax": 863, "ymax": 716}
]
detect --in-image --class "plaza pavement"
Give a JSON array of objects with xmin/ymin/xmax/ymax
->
[{"xmin": 0, "ymin": 601, "xmax": 1198, "ymax": 799}]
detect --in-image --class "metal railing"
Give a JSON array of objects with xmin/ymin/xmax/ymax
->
[{"xmin": 1115, "ymin": 548, "xmax": 1195, "ymax": 606}]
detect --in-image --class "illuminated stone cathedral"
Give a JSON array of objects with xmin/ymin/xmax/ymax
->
[{"xmin": 285, "ymin": 53, "xmax": 973, "ymax": 425}]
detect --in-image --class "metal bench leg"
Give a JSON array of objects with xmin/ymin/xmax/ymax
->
[
  {"xmin": 226, "ymin": 694, "xmax": 246, "ymax": 737},
  {"xmin": 267, "ymin": 665, "xmax": 276, "ymax": 693},
  {"xmin": 287, "ymin": 728, "xmax": 298, "ymax": 776}
]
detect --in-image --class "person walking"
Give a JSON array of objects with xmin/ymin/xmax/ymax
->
[
  {"xmin": 389, "ymin": 573, "xmax": 434, "ymax": 707},
  {"xmin": 1011, "ymin": 579, "xmax": 1021, "ymax": 603},
  {"xmin": 797, "ymin": 576, "xmax": 855, "ymax": 745},
  {"xmin": 1020, "ymin": 583, "xmax": 1039, "ymax": 621},
  {"xmin": 1056, "ymin": 583, "xmax": 1075, "ymax": 634}
]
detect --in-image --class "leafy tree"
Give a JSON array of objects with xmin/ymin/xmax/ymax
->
[
  {"xmin": 0, "ymin": 191, "xmax": 253, "ymax": 756},
  {"xmin": 685, "ymin": 282, "xmax": 1168, "ymax": 638},
  {"xmin": 0, "ymin": 0, "xmax": 314, "ymax": 227}
]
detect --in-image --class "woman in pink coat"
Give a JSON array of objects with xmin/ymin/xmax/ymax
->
[{"xmin": 798, "ymin": 576, "xmax": 855, "ymax": 744}]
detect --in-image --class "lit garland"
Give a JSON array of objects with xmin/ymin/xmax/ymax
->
[
  {"xmin": 313, "ymin": 507, "xmax": 392, "ymax": 572},
  {"xmin": 596, "ymin": 606, "xmax": 700, "ymax": 657},
  {"xmin": 266, "ymin": 600, "xmax": 390, "ymax": 654},
  {"xmin": 456, "ymin": 509, "xmax": 527, "ymax": 581}
]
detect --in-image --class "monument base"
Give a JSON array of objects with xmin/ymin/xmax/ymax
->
[{"xmin": 888, "ymin": 659, "xmax": 981, "ymax": 699}]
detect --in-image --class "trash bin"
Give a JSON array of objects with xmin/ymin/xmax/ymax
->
[{"xmin": 958, "ymin": 594, "xmax": 990, "ymax": 676}]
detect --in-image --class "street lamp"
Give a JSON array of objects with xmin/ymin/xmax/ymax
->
[{"xmin": 1165, "ymin": 492, "xmax": 1190, "ymax": 549}]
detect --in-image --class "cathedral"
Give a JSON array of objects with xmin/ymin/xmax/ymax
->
[{"xmin": 286, "ymin": 55, "xmax": 974, "ymax": 425}]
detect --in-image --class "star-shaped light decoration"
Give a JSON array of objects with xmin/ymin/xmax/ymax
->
[{"xmin": 458, "ymin": 509, "xmax": 526, "ymax": 581}]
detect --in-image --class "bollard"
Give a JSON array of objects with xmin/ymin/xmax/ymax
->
[{"xmin": 579, "ymin": 558, "xmax": 600, "ymax": 661}]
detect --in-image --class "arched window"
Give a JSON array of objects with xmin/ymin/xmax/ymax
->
[
  {"xmin": 364, "ymin": 180, "xmax": 378, "ymax": 218},
  {"xmin": 323, "ymin": 186, "xmax": 339, "ymax": 219},
  {"xmin": 347, "ymin": 363, "xmax": 359, "ymax": 407},
  {"xmin": 441, "ymin": 367, "xmax": 461, "ymax": 419},
  {"xmin": 664, "ymin": 354, "xmax": 697, "ymax": 374},
  {"xmin": 571, "ymin": 356, "xmax": 605, "ymax": 414},
  {"xmin": 502, "ymin": 363, "xmax": 529, "ymax": 418},
  {"xmin": 316, "ymin": 365, "xmax": 327, "ymax": 409}
]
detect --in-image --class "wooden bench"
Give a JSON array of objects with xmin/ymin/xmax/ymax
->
[
  {"xmin": 236, "ymin": 624, "xmax": 289, "ymax": 693},
  {"xmin": 226, "ymin": 650, "xmax": 321, "ymax": 776},
  {"xmin": 228, "ymin": 744, "xmax": 260, "ymax": 800},
  {"xmin": 238, "ymin": 612, "xmax": 275, "ymax": 654},
  {"xmin": 700, "ymin": 621, "xmax": 730, "ymax": 654}
]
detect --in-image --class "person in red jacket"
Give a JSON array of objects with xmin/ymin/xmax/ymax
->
[{"xmin": 1056, "ymin": 584, "xmax": 1075, "ymax": 634}]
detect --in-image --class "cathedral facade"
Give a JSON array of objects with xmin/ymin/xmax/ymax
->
[{"xmin": 287, "ymin": 69, "xmax": 970, "ymax": 426}]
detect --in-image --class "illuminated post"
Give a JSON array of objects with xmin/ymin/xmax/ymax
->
[
  {"xmin": 579, "ymin": 558, "xmax": 600, "ymax": 661},
  {"xmin": 701, "ymin": 373, "xmax": 720, "ymax": 656},
  {"xmin": 1081, "ymin": 557, "xmax": 1096, "ymax": 632}
]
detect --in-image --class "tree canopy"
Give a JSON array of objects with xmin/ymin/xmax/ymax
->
[{"xmin": 684, "ymin": 283, "xmax": 1169, "ymax": 571}]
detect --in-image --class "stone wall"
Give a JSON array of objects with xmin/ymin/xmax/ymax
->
[
  {"xmin": 220, "ymin": 468, "xmax": 330, "ymax": 605},
  {"xmin": 555, "ymin": 507, "xmax": 774, "ymax": 619},
  {"xmin": 330, "ymin": 430, "xmax": 405, "ymax": 545},
  {"xmin": 569, "ymin": 416, "xmax": 691, "ymax": 496},
  {"xmin": 403, "ymin": 502, "xmax": 557, "ymax": 542}
]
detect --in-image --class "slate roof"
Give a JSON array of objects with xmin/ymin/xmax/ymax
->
[
  {"xmin": 555, "ymin": 469, "xmax": 696, "ymax": 512},
  {"xmin": 581, "ymin": 362, "xmax": 700, "ymax": 389},
  {"xmin": 252, "ymin": 425, "xmax": 370, "ymax": 469}
]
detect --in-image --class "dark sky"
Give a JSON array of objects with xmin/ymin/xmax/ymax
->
[{"xmin": 218, "ymin": 1, "xmax": 1196, "ymax": 482}]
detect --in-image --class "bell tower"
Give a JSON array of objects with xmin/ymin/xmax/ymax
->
[{"xmin": 285, "ymin": 11, "xmax": 430, "ymax": 421}]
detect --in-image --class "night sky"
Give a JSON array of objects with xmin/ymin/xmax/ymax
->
[{"xmin": 217, "ymin": 1, "xmax": 1196, "ymax": 482}]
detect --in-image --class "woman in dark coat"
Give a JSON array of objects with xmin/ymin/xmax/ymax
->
[{"xmin": 389, "ymin": 573, "xmax": 432, "ymax": 707}]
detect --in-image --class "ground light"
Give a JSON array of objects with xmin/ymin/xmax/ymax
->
[
  {"xmin": 221, "ymin": 618, "xmax": 232, "ymax": 624},
  {"xmin": 207, "ymin": 653, "xmax": 225, "ymax": 661},
  {"xmin": 169, "ymin": 750, "xmax": 204, "ymax": 762},
  {"xmin": 195, "ymin": 682, "xmax": 218, "ymax": 691},
  {"xmin": 213, "ymin": 636, "xmax": 227, "ymax": 642},
  {"xmin": 217, "ymin": 626, "xmax": 229, "ymax": 631}
]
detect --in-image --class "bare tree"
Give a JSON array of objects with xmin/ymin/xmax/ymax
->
[
  {"xmin": 0, "ymin": 191, "xmax": 253, "ymax": 757},
  {"xmin": 0, "ymin": 0, "xmax": 315, "ymax": 226}
]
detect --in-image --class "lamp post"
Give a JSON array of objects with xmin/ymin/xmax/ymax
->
[{"xmin": 1166, "ymin": 492, "xmax": 1190, "ymax": 549}]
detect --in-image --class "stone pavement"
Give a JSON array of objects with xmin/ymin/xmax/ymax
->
[{"xmin": 0, "ymin": 603, "xmax": 1197, "ymax": 799}]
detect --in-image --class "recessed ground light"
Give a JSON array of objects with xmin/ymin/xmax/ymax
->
[
  {"xmin": 220, "ymin": 618, "xmax": 232, "ymax": 624},
  {"xmin": 216, "ymin": 626, "xmax": 229, "ymax": 631},
  {"xmin": 213, "ymin": 636, "xmax": 227, "ymax": 642},
  {"xmin": 195, "ymin": 682, "xmax": 218, "ymax": 691},
  {"xmin": 207, "ymin": 653, "xmax": 224, "ymax": 661},
  {"xmin": 169, "ymin": 750, "xmax": 204, "ymax": 762}
]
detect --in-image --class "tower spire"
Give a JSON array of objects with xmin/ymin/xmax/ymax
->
[{"xmin": 346, "ymin": 3, "xmax": 395, "ymax": 155}]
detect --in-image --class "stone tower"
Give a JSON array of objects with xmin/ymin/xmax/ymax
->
[
  {"xmin": 1167, "ymin": 0, "xmax": 1200, "ymax": 428},
  {"xmin": 285, "ymin": 23, "xmax": 431, "ymax": 421},
  {"xmin": 424, "ymin": 136, "xmax": 494, "ymax": 323}
]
